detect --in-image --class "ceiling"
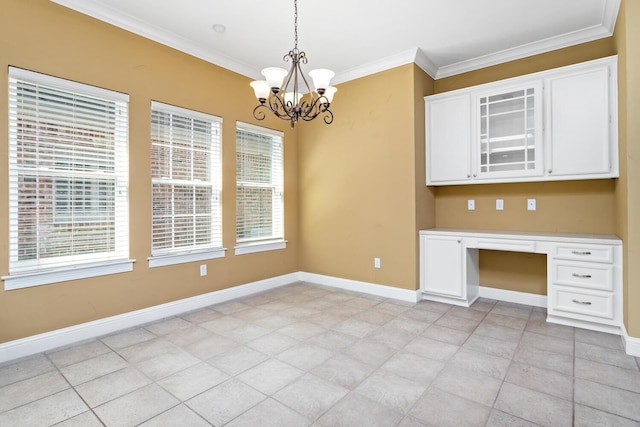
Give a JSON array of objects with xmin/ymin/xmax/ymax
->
[{"xmin": 50, "ymin": 0, "xmax": 620, "ymax": 84}]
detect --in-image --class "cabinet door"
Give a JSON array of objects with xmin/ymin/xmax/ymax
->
[
  {"xmin": 426, "ymin": 94, "xmax": 471, "ymax": 184},
  {"xmin": 475, "ymin": 82, "xmax": 544, "ymax": 180},
  {"xmin": 422, "ymin": 235, "xmax": 464, "ymax": 298},
  {"xmin": 547, "ymin": 66, "xmax": 612, "ymax": 177}
]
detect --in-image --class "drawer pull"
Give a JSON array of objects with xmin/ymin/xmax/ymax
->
[
  {"xmin": 571, "ymin": 250, "xmax": 592, "ymax": 256},
  {"xmin": 572, "ymin": 273, "xmax": 592, "ymax": 279},
  {"xmin": 572, "ymin": 299, "xmax": 592, "ymax": 305}
]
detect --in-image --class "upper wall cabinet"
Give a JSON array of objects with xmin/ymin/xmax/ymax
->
[{"xmin": 425, "ymin": 56, "xmax": 618, "ymax": 186}]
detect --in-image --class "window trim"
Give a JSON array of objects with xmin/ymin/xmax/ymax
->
[
  {"xmin": 5, "ymin": 67, "xmax": 131, "ymax": 290},
  {"xmin": 149, "ymin": 101, "xmax": 224, "ymax": 267},
  {"xmin": 235, "ymin": 122, "xmax": 285, "ymax": 253}
]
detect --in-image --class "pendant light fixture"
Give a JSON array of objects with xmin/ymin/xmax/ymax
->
[{"xmin": 250, "ymin": 0, "xmax": 337, "ymax": 128}]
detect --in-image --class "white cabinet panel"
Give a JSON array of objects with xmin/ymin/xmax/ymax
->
[
  {"xmin": 421, "ymin": 235, "xmax": 464, "ymax": 298},
  {"xmin": 547, "ymin": 66, "xmax": 614, "ymax": 177},
  {"xmin": 426, "ymin": 94, "xmax": 471, "ymax": 184}
]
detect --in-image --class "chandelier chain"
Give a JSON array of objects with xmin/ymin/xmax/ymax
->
[{"xmin": 294, "ymin": 0, "xmax": 298, "ymax": 50}]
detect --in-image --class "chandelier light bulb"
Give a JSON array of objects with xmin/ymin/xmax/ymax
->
[
  {"xmin": 261, "ymin": 67, "xmax": 288, "ymax": 91},
  {"xmin": 321, "ymin": 86, "xmax": 338, "ymax": 104},
  {"xmin": 309, "ymin": 69, "xmax": 335, "ymax": 92},
  {"xmin": 250, "ymin": 80, "xmax": 270, "ymax": 101}
]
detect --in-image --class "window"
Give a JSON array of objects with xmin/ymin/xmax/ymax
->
[
  {"xmin": 5, "ymin": 67, "xmax": 131, "ymax": 290},
  {"xmin": 149, "ymin": 102, "xmax": 223, "ymax": 267},
  {"xmin": 235, "ymin": 122, "xmax": 285, "ymax": 255}
]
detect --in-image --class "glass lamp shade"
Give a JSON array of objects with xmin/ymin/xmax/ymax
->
[
  {"xmin": 284, "ymin": 91, "xmax": 303, "ymax": 106},
  {"xmin": 321, "ymin": 86, "xmax": 338, "ymax": 103},
  {"xmin": 250, "ymin": 80, "xmax": 270, "ymax": 100},
  {"xmin": 261, "ymin": 67, "xmax": 288, "ymax": 90},
  {"xmin": 309, "ymin": 69, "xmax": 335, "ymax": 91}
]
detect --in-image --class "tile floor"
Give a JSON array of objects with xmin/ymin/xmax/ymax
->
[{"xmin": 1, "ymin": 282, "xmax": 640, "ymax": 427}]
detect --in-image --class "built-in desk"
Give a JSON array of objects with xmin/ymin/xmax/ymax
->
[{"xmin": 419, "ymin": 229, "xmax": 623, "ymax": 335}]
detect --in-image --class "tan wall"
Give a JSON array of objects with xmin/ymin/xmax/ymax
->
[
  {"xmin": 433, "ymin": 39, "xmax": 618, "ymax": 294},
  {"xmin": 0, "ymin": 0, "xmax": 299, "ymax": 343},
  {"xmin": 615, "ymin": 0, "xmax": 640, "ymax": 336},
  {"xmin": 298, "ymin": 64, "xmax": 433, "ymax": 290}
]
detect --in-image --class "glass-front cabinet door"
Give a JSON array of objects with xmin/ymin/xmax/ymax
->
[{"xmin": 474, "ymin": 81, "xmax": 543, "ymax": 180}]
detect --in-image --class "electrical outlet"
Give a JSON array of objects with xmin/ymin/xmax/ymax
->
[
  {"xmin": 467, "ymin": 199, "xmax": 475, "ymax": 210},
  {"xmin": 527, "ymin": 199, "xmax": 537, "ymax": 211},
  {"xmin": 496, "ymin": 199, "xmax": 504, "ymax": 210},
  {"xmin": 200, "ymin": 264, "xmax": 207, "ymax": 276},
  {"xmin": 374, "ymin": 258, "xmax": 381, "ymax": 269}
]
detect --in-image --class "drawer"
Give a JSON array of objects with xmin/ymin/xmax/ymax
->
[
  {"xmin": 554, "ymin": 244, "xmax": 613, "ymax": 263},
  {"xmin": 552, "ymin": 262, "xmax": 613, "ymax": 291},
  {"xmin": 475, "ymin": 239, "xmax": 536, "ymax": 252},
  {"xmin": 549, "ymin": 286, "xmax": 614, "ymax": 320}
]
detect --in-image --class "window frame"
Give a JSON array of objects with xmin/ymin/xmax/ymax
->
[
  {"xmin": 3, "ymin": 67, "xmax": 133, "ymax": 290},
  {"xmin": 148, "ymin": 101, "xmax": 225, "ymax": 268},
  {"xmin": 234, "ymin": 122, "xmax": 286, "ymax": 255}
]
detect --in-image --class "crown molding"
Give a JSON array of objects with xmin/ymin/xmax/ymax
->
[
  {"xmin": 50, "ymin": 0, "xmax": 259, "ymax": 79},
  {"xmin": 332, "ymin": 48, "xmax": 420, "ymax": 85}
]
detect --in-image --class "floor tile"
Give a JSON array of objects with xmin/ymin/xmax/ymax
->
[
  {"xmin": 200, "ymin": 315, "xmax": 246, "ymax": 333},
  {"xmin": 575, "ymin": 357, "xmax": 640, "ymax": 393},
  {"xmin": 432, "ymin": 365, "xmax": 502, "ymax": 407},
  {"xmin": 449, "ymin": 348, "xmax": 511, "ymax": 380},
  {"xmin": 305, "ymin": 330, "xmax": 359, "ymax": 351},
  {"xmin": 246, "ymin": 331, "xmax": 299, "ymax": 355},
  {"xmin": 332, "ymin": 318, "xmax": 379, "ymax": 338},
  {"xmin": 495, "ymin": 382, "xmax": 573, "ymax": 427},
  {"xmin": 94, "ymin": 383, "xmax": 179, "ymax": 427},
  {"xmin": 343, "ymin": 339, "xmax": 397, "ymax": 367},
  {"xmin": 380, "ymin": 351, "xmax": 445, "ymax": 385},
  {"xmin": 312, "ymin": 354, "xmax": 375, "ymax": 390},
  {"xmin": 316, "ymin": 392, "xmax": 404, "ymax": 427},
  {"xmin": 513, "ymin": 344, "xmax": 574, "ymax": 376},
  {"xmin": 144, "ymin": 317, "xmax": 192, "ymax": 336},
  {"xmin": 352, "ymin": 307, "xmax": 396, "ymax": 325},
  {"xmin": 273, "ymin": 373, "xmax": 348, "ymax": 421},
  {"xmin": 519, "ymin": 331, "xmax": 574, "ymax": 355},
  {"xmin": 409, "ymin": 387, "xmax": 491, "ymax": 427},
  {"xmin": 178, "ymin": 307, "xmax": 222, "ymax": 324},
  {"xmin": 486, "ymin": 409, "xmax": 541, "ymax": 426},
  {"xmin": 47, "ymin": 339, "xmax": 111, "ymax": 368},
  {"xmin": 491, "ymin": 302, "xmax": 532, "ymax": 320},
  {"xmin": 0, "ymin": 354, "xmax": 55, "ymax": 387},
  {"xmin": 413, "ymin": 300, "xmax": 452, "ymax": 313},
  {"xmin": 355, "ymin": 370, "xmax": 427, "ymax": 413},
  {"xmin": 162, "ymin": 325, "xmax": 212, "ymax": 347},
  {"xmin": 462, "ymin": 334, "xmax": 519, "ymax": 360},
  {"xmin": 236, "ymin": 358, "xmax": 304, "ymax": 395},
  {"xmin": 100, "ymin": 328, "xmax": 156, "ymax": 350},
  {"xmin": 435, "ymin": 312, "xmax": 482, "ymax": 332},
  {"xmin": 0, "ymin": 370, "xmax": 69, "ymax": 412},
  {"xmin": 131, "ymin": 344, "xmax": 201, "ymax": 381},
  {"xmin": 397, "ymin": 416, "xmax": 430, "ymax": 427},
  {"xmin": 574, "ymin": 404, "xmax": 640, "ymax": 427},
  {"xmin": 575, "ymin": 328, "xmax": 625, "ymax": 351},
  {"xmin": 54, "ymin": 409, "xmax": 104, "ymax": 427},
  {"xmin": 505, "ymin": 361, "xmax": 573, "ymax": 401},
  {"xmin": 207, "ymin": 345, "xmax": 269, "ymax": 376},
  {"xmin": 364, "ymin": 324, "xmax": 416, "ymax": 350},
  {"xmin": 211, "ymin": 300, "xmax": 252, "ymax": 315},
  {"xmin": 226, "ymin": 397, "xmax": 310, "ymax": 427},
  {"xmin": 157, "ymin": 362, "xmax": 228, "ymax": 400},
  {"xmin": 403, "ymin": 336, "xmax": 460, "ymax": 362},
  {"xmin": 278, "ymin": 321, "xmax": 326, "ymax": 340},
  {"xmin": 218, "ymin": 323, "xmax": 271, "ymax": 343},
  {"xmin": 483, "ymin": 312, "xmax": 528, "ymax": 331},
  {"xmin": 525, "ymin": 319, "xmax": 574, "ymax": 340},
  {"xmin": 421, "ymin": 324, "xmax": 471, "ymax": 345},
  {"xmin": 276, "ymin": 343, "xmax": 336, "ymax": 371},
  {"xmin": 186, "ymin": 378, "xmax": 265, "ymax": 425},
  {"xmin": 574, "ymin": 378, "xmax": 640, "ymax": 421},
  {"xmin": 74, "ymin": 366, "xmax": 151, "ymax": 408},
  {"xmin": 183, "ymin": 332, "xmax": 238, "ymax": 360},
  {"xmin": 138, "ymin": 404, "xmax": 211, "ymax": 427},
  {"xmin": 575, "ymin": 341, "xmax": 638, "ymax": 370},
  {"xmin": 449, "ymin": 306, "xmax": 488, "ymax": 321},
  {"xmin": 60, "ymin": 351, "xmax": 129, "ymax": 386},
  {"xmin": 474, "ymin": 322, "xmax": 523, "ymax": 343},
  {"xmin": 0, "ymin": 389, "xmax": 87, "ymax": 427}
]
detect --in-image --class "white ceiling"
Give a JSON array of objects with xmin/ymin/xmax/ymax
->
[{"xmin": 50, "ymin": 0, "xmax": 620, "ymax": 84}]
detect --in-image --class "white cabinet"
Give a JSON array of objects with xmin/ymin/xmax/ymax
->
[
  {"xmin": 420, "ymin": 234, "xmax": 478, "ymax": 307},
  {"xmin": 426, "ymin": 94, "xmax": 471, "ymax": 184},
  {"xmin": 425, "ymin": 56, "xmax": 618, "ymax": 186},
  {"xmin": 475, "ymin": 82, "xmax": 543, "ymax": 180},
  {"xmin": 545, "ymin": 63, "xmax": 617, "ymax": 178}
]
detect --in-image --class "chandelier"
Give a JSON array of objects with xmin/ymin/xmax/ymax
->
[{"xmin": 249, "ymin": 0, "xmax": 337, "ymax": 128}]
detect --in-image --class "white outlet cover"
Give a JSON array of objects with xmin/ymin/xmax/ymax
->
[
  {"xmin": 496, "ymin": 199, "xmax": 504, "ymax": 210},
  {"xmin": 527, "ymin": 199, "xmax": 537, "ymax": 210},
  {"xmin": 468, "ymin": 199, "xmax": 475, "ymax": 210}
]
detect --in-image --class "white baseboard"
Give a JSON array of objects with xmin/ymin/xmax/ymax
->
[
  {"xmin": 298, "ymin": 272, "xmax": 421, "ymax": 303},
  {"xmin": 0, "ymin": 273, "xmax": 297, "ymax": 364},
  {"xmin": 622, "ymin": 324, "xmax": 640, "ymax": 357},
  {"xmin": 479, "ymin": 286, "xmax": 547, "ymax": 308}
]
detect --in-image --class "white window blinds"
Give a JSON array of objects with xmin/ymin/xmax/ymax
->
[
  {"xmin": 8, "ymin": 67, "xmax": 129, "ymax": 274},
  {"xmin": 236, "ymin": 122, "xmax": 284, "ymax": 243},
  {"xmin": 151, "ymin": 102, "xmax": 222, "ymax": 255}
]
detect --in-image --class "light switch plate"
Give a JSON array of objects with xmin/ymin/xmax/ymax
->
[
  {"xmin": 468, "ymin": 199, "xmax": 475, "ymax": 210},
  {"xmin": 496, "ymin": 199, "xmax": 504, "ymax": 210},
  {"xmin": 527, "ymin": 199, "xmax": 537, "ymax": 211}
]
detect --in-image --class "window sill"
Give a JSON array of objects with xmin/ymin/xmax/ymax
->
[
  {"xmin": 2, "ymin": 259, "xmax": 135, "ymax": 291},
  {"xmin": 234, "ymin": 240, "xmax": 287, "ymax": 255},
  {"xmin": 148, "ymin": 248, "xmax": 226, "ymax": 268}
]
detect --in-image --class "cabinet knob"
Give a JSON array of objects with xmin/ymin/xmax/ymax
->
[
  {"xmin": 473, "ymin": 174, "xmax": 477, "ymax": 178},
  {"xmin": 467, "ymin": 174, "xmax": 471, "ymax": 178},
  {"xmin": 548, "ymin": 169, "xmax": 552, "ymax": 174}
]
